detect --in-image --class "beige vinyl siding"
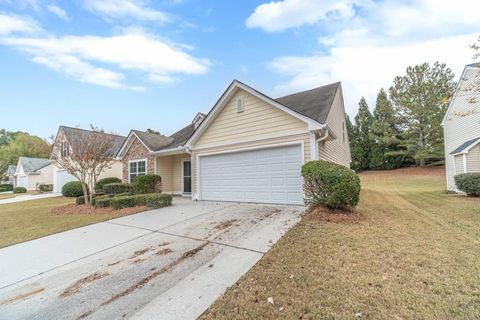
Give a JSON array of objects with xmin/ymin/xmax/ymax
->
[
  {"xmin": 195, "ymin": 89, "xmax": 309, "ymax": 149},
  {"xmin": 466, "ymin": 144, "xmax": 480, "ymax": 172},
  {"xmin": 318, "ymin": 86, "xmax": 352, "ymax": 167},
  {"xmin": 444, "ymin": 67, "xmax": 480, "ymax": 189},
  {"xmin": 98, "ymin": 160, "xmax": 123, "ymax": 180},
  {"xmin": 454, "ymin": 155, "xmax": 465, "ymax": 174},
  {"xmin": 155, "ymin": 154, "xmax": 189, "ymax": 194},
  {"xmin": 28, "ymin": 164, "xmax": 53, "ymax": 190},
  {"xmin": 191, "ymin": 133, "xmax": 311, "ymax": 197}
]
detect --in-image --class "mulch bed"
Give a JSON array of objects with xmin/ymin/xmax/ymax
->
[
  {"xmin": 51, "ymin": 204, "xmax": 148, "ymax": 216},
  {"xmin": 304, "ymin": 206, "xmax": 365, "ymax": 224}
]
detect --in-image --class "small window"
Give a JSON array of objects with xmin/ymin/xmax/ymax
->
[
  {"xmin": 61, "ymin": 141, "xmax": 70, "ymax": 158},
  {"xmin": 236, "ymin": 97, "xmax": 244, "ymax": 113},
  {"xmin": 129, "ymin": 160, "xmax": 147, "ymax": 182}
]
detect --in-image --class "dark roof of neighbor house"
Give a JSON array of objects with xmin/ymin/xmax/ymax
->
[
  {"xmin": 275, "ymin": 82, "xmax": 341, "ymax": 124},
  {"xmin": 162, "ymin": 123, "xmax": 196, "ymax": 150},
  {"xmin": 132, "ymin": 130, "xmax": 174, "ymax": 151},
  {"xmin": 5, "ymin": 165, "xmax": 16, "ymax": 176},
  {"xmin": 450, "ymin": 137, "xmax": 480, "ymax": 155},
  {"xmin": 19, "ymin": 157, "xmax": 50, "ymax": 173},
  {"xmin": 60, "ymin": 126, "xmax": 126, "ymax": 156}
]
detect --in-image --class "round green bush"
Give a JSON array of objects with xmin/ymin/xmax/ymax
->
[
  {"xmin": 0, "ymin": 186, "xmax": 9, "ymax": 192},
  {"xmin": 454, "ymin": 173, "xmax": 480, "ymax": 196},
  {"xmin": 301, "ymin": 160, "xmax": 361, "ymax": 209},
  {"xmin": 133, "ymin": 174, "xmax": 162, "ymax": 194},
  {"xmin": 0, "ymin": 183, "xmax": 13, "ymax": 191},
  {"xmin": 95, "ymin": 177, "xmax": 121, "ymax": 193},
  {"xmin": 61, "ymin": 181, "xmax": 85, "ymax": 197},
  {"xmin": 13, "ymin": 187, "xmax": 27, "ymax": 193}
]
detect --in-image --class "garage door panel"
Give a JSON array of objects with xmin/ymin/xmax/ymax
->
[{"xmin": 199, "ymin": 144, "xmax": 303, "ymax": 205}]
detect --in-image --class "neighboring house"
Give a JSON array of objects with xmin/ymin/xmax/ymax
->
[
  {"xmin": 14, "ymin": 157, "xmax": 53, "ymax": 190},
  {"xmin": 3, "ymin": 165, "xmax": 16, "ymax": 186},
  {"xmin": 50, "ymin": 126, "xmax": 126, "ymax": 193},
  {"xmin": 442, "ymin": 62, "xmax": 480, "ymax": 191},
  {"xmin": 118, "ymin": 80, "xmax": 351, "ymax": 205}
]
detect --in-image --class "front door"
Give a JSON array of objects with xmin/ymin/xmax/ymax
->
[{"xmin": 183, "ymin": 160, "xmax": 192, "ymax": 194}]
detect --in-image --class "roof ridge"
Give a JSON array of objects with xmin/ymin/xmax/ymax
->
[{"xmin": 60, "ymin": 125, "xmax": 126, "ymax": 138}]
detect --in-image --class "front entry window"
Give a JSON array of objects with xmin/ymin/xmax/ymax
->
[
  {"xmin": 183, "ymin": 160, "xmax": 192, "ymax": 194},
  {"xmin": 129, "ymin": 160, "xmax": 146, "ymax": 182}
]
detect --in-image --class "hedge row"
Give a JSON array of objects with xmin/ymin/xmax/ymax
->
[
  {"xmin": 95, "ymin": 193, "xmax": 172, "ymax": 209},
  {"xmin": 455, "ymin": 173, "xmax": 480, "ymax": 196},
  {"xmin": 0, "ymin": 183, "xmax": 13, "ymax": 192},
  {"xmin": 39, "ymin": 184, "xmax": 53, "ymax": 192},
  {"xmin": 103, "ymin": 183, "xmax": 134, "ymax": 195},
  {"xmin": 13, "ymin": 187, "xmax": 27, "ymax": 193},
  {"xmin": 95, "ymin": 177, "xmax": 121, "ymax": 193}
]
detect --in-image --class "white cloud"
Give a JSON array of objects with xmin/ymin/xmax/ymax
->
[
  {"xmin": 84, "ymin": 0, "xmax": 170, "ymax": 23},
  {"xmin": 250, "ymin": 0, "xmax": 480, "ymax": 116},
  {"xmin": 246, "ymin": 0, "xmax": 358, "ymax": 32},
  {"xmin": 1, "ymin": 29, "xmax": 210, "ymax": 88},
  {"xmin": 0, "ymin": 13, "xmax": 41, "ymax": 35},
  {"xmin": 47, "ymin": 5, "xmax": 68, "ymax": 20}
]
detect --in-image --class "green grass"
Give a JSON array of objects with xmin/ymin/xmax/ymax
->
[
  {"xmin": 201, "ymin": 168, "xmax": 480, "ymax": 319},
  {"xmin": 0, "ymin": 197, "xmax": 137, "ymax": 248}
]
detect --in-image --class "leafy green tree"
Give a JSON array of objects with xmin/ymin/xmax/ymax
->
[
  {"xmin": 472, "ymin": 35, "xmax": 480, "ymax": 59},
  {"xmin": 0, "ymin": 129, "xmax": 21, "ymax": 147},
  {"xmin": 146, "ymin": 128, "xmax": 161, "ymax": 135},
  {"xmin": 389, "ymin": 62, "xmax": 455, "ymax": 167},
  {"xmin": 351, "ymin": 97, "xmax": 374, "ymax": 171},
  {"xmin": 345, "ymin": 114, "xmax": 359, "ymax": 170},
  {"xmin": 0, "ymin": 133, "xmax": 51, "ymax": 174},
  {"xmin": 369, "ymin": 89, "xmax": 404, "ymax": 169}
]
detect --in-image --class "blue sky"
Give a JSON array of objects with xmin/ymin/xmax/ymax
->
[{"xmin": 0, "ymin": 0, "xmax": 478, "ymax": 139}]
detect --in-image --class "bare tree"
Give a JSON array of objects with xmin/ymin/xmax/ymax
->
[{"xmin": 52, "ymin": 126, "xmax": 117, "ymax": 205}]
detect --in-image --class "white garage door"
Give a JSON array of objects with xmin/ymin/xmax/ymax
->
[
  {"xmin": 55, "ymin": 170, "xmax": 77, "ymax": 193},
  {"xmin": 199, "ymin": 144, "xmax": 303, "ymax": 205},
  {"xmin": 17, "ymin": 175, "xmax": 28, "ymax": 189}
]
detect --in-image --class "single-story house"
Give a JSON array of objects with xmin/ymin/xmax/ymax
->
[
  {"xmin": 442, "ymin": 62, "xmax": 480, "ymax": 191},
  {"xmin": 14, "ymin": 157, "xmax": 53, "ymax": 190},
  {"xmin": 50, "ymin": 126, "xmax": 126, "ymax": 193},
  {"xmin": 117, "ymin": 80, "xmax": 351, "ymax": 205},
  {"xmin": 3, "ymin": 165, "xmax": 16, "ymax": 186}
]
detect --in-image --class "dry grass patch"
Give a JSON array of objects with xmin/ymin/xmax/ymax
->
[{"xmin": 201, "ymin": 167, "xmax": 480, "ymax": 320}]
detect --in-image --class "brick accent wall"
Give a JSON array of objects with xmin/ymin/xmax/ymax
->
[{"xmin": 122, "ymin": 137, "xmax": 155, "ymax": 182}]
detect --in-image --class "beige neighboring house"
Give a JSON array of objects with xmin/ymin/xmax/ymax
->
[
  {"xmin": 50, "ymin": 126, "xmax": 126, "ymax": 193},
  {"xmin": 442, "ymin": 63, "xmax": 480, "ymax": 191},
  {"xmin": 117, "ymin": 80, "xmax": 351, "ymax": 205},
  {"xmin": 14, "ymin": 157, "xmax": 53, "ymax": 190}
]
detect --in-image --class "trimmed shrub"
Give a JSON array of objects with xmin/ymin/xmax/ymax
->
[
  {"xmin": 133, "ymin": 174, "xmax": 162, "ymax": 194},
  {"xmin": 13, "ymin": 187, "xmax": 27, "ymax": 193},
  {"xmin": 145, "ymin": 193, "xmax": 172, "ymax": 209},
  {"xmin": 109, "ymin": 195, "xmax": 138, "ymax": 209},
  {"xmin": 454, "ymin": 173, "xmax": 480, "ymax": 196},
  {"xmin": 95, "ymin": 197, "xmax": 112, "ymax": 208},
  {"xmin": 103, "ymin": 183, "xmax": 134, "ymax": 195},
  {"xmin": 62, "ymin": 181, "xmax": 85, "ymax": 197},
  {"xmin": 39, "ymin": 184, "xmax": 53, "ymax": 192},
  {"xmin": 301, "ymin": 160, "xmax": 361, "ymax": 209},
  {"xmin": 0, "ymin": 183, "xmax": 13, "ymax": 191},
  {"xmin": 0, "ymin": 187, "xmax": 8, "ymax": 192},
  {"xmin": 95, "ymin": 177, "xmax": 121, "ymax": 193}
]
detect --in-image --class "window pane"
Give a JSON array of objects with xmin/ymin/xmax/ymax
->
[
  {"xmin": 130, "ymin": 174, "xmax": 136, "ymax": 182},
  {"xmin": 138, "ymin": 161, "xmax": 146, "ymax": 173},
  {"xmin": 130, "ymin": 162, "xmax": 137, "ymax": 173}
]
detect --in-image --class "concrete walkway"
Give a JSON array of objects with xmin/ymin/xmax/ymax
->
[
  {"xmin": 0, "ymin": 197, "xmax": 303, "ymax": 320},
  {"xmin": 0, "ymin": 192, "xmax": 61, "ymax": 205}
]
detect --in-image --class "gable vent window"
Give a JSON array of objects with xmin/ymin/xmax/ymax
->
[
  {"xmin": 61, "ymin": 141, "xmax": 70, "ymax": 158},
  {"xmin": 236, "ymin": 97, "xmax": 244, "ymax": 113}
]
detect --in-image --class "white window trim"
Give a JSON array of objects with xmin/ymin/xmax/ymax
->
[
  {"xmin": 463, "ymin": 153, "xmax": 468, "ymax": 173},
  {"xmin": 236, "ymin": 97, "xmax": 244, "ymax": 113},
  {"xmin": 128, "ymin": 158, "xmax": 147, "ymax": 183},
  {"xmin": 181, "ymin": 157, "xmax": 192, "ymax": 195}
]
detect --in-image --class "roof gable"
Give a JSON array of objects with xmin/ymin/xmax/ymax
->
[
  {"xmin": 186, "ymin": 80, "xmax": 328, "ymax": 146},
  {"xmin": 18, "ymin": 157, "xmax": 50, "ymax": 174},
  {"xmin": 450, "ymin": 137, "xmax": 480, "ymax": 155}
]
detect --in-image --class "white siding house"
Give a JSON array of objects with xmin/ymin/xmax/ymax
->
[{"xmin": 442, "ymin": 63, "xmax": 480, "ymax": 190}]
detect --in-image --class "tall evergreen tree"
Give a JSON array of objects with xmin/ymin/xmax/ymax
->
[
  {"xmin": 369, "ymin": 89, "xmax": 404, "ymax": 169},
  {"xmin": 352, "ymin": 97, "xmax": 373, "ymax": 171},
  {"xmin": 389, "ymin": 62, "xmax": 455, "ymax": 166}
]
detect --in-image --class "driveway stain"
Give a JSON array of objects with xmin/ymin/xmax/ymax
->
[
  {"xmin": 60, "ymin": 272, "xmax": 110, "ymax": 298},
  {"xmin": 0, "ymin": 288, "xmax": 45, "ymax": 305},
  {"xmin": 214, "ymin": 219, "xmax": 239, "ymax": 230},
  {"xmin": 156, "ymin": 248, "xmax": 173, "ymax": 256}
]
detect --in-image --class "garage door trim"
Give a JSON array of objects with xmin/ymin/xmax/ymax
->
[{"xmin": 196, "ymin": 140, "xmax": 304, "ymax": 202}]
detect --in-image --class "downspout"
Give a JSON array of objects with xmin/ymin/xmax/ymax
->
[{"xmin": 315, "ymin": 129, "xmax": 329, "ymax": 160}]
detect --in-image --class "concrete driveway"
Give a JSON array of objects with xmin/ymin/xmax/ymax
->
[
  {"xmin": 0, "ymin": 192, "xmax": 61, "ymax": 205},
  {"xmin": 0, "ymin": 197, "xmax": 302, "ymax": 320}
]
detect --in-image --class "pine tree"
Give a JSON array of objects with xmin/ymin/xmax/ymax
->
[{"xmin": 352, "ymin": 97, "xmax": 373, "ymax": 171}]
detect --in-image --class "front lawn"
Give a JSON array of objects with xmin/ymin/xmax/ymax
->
[
  {"xmin": 0, "ymin": 191, "xmax": 40, "ymax": 200},
  {"xmin": 201, "ymin": 167, "xmax": 480, "ymax": 319},
  {"xmin": 0, "ymin": 197, "xmax": 146, "ymax": 248}
]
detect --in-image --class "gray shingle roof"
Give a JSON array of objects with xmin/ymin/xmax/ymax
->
[
  {"xmin": 132, "ymin": 130, "xmax": 174, "ymax": 151},
  {"xmin": 19, "ymin": 157, "xmax": 50, "ymax": 173},
  {"xmin": 60, "ymin": 126, "xmax": 126, "ymax": 156},
  {"xmin": 162, "ymin": 123, "xmax": 195, "ymax": 150},
  {"xmin": 5, "ymin": 165, "xmax": 16, "ymax": 176},
  {"xmin": 275, "ymin": 82, "xmax": 341, "ymax": 124},
  {"xmin": 450, "ymin": 137, "xmax": 480, "ymax": 155}
]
